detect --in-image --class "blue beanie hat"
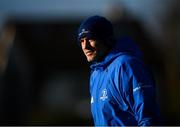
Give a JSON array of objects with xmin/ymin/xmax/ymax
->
[{"xmin": 77, "ymin": 15, "xmax": 114, "ymax": 46}]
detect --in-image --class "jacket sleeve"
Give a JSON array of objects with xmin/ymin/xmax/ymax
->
[{"xmin": 120, "ymin": 58, "xmax": 161, "ymax": 126}]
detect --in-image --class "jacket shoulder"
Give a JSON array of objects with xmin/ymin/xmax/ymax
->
[{"xmin": 111, "ymin": 53, "xmax": 138, "ymax": 67}]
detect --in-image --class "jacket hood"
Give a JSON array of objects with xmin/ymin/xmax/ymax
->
[{"xmin": 90, "ymin": 37, "xmax": 143, "ymax": 70}]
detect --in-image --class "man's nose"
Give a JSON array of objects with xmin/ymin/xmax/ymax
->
[{"xmin": 84, "ymin": 39, "xmax": 91, "ymax": 49}]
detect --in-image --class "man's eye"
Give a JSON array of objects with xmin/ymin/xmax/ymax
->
[
  {"xmin": 89, "ymin": 39, "xmax": 95, "ymax": 43},
  {"xmin": 80, "ymin": 39, "xmax": 84, "ymax": 43}
]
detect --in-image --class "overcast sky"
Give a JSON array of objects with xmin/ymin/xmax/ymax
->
[
  {"xmin": 0, "ymin": 0, "xmax": 177, "ymax": 22},
  {"xmin": 0, "ymin": 0, "xmax": 112, "ymax": 21}
]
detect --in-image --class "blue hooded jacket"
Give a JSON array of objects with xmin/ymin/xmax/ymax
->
[{"xmin": 90, "ymin": 37, "xmax": 160, "ymax": 126}]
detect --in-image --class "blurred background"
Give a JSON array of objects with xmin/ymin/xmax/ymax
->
[{"xmin": 0, "ymin": 0, "xmax": 180, "ymax": 125}]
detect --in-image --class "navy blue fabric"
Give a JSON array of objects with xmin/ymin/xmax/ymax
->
[
  {"xmin": 89, "ymin": 37, "xmax": 161, "ymax": 126},
  {"xmin": 77, "ymin": 15, "xmax": 114, "ymax": 46}
]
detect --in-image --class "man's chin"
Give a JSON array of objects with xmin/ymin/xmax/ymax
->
[
  {"xmin": 87, "ymin": 57, "xmax": 95, "ymax": 62},
  {"xmin": 87, "ymin": 59, "xmax": 94, "ymax": 62}
]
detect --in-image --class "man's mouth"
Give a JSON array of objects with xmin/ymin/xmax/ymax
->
[{"xmin": 86, "ymin": 51, "xmax": 94, "ymax": 56}]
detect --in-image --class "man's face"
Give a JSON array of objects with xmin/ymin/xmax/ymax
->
[{"xmin": 80, "ymin": 37, "xmax": 109, "ymax": 62}]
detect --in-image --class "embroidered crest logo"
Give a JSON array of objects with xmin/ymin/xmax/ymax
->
[
  {"xmin": 78, "ymin": 29, "xmax": 90, "ymax": 36},
  {"xmin": 100, "ymin": 89, "xmax": 108, "ymax": 101}
]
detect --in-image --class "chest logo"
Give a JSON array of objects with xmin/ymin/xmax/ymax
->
[{"xmin": 100, "ymin": 89, "xmax": 108, "ymax": 101}]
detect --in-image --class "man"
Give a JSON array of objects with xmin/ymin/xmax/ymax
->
[{"xmin": 77, "ymin": 15, "xmax": 161, "ymax": 126}]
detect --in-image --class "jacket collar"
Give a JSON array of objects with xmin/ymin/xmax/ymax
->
[{"xmin": 90, "ymin": 37, "xmax": 143, "ymax": 70}]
